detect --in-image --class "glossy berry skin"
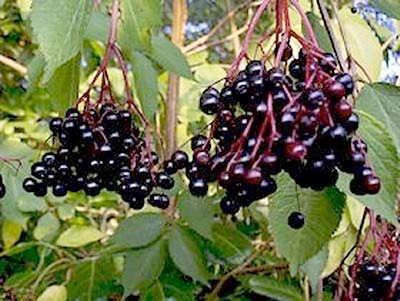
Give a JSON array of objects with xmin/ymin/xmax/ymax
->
[
  {"xmin": 148, "ymin": 193, "xmax": 170, "ymax": 209},
  {"xmin": 336, "ymin": 73, "xmax": 354, "ymax": 95},
  {"xmin": 163, "ymin": 160, "xmax": 178, "ymax": 175},
  {"xmin": 23, "ymin": 178, "xmax": 36, "ymax": 193},
  {"xmin": 171, "ymin": 150, "xmax": 189, "ymax": 169},
  {"xmin": 191, "ymin": 135, "xmax": 210, "ymax": 151},
  {"xmin": 288, "ymin": 212, "xmax": 305, "ymax": 229},
  {"xmin": 156, "ymin": 172, "xmax": 174, "ymax": 189},
  {"xmin": 189, "ymin": 178, "xmax": 208, "ymax": 197},
  {"xmin": 200, "ymin": 88, "xmax": 220, "ymax": 115},
  {"xmin": 49, "ymin": 117, "xmax": 63, "ymax": 133}
]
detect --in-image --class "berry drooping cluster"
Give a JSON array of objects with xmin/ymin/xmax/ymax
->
[
  {"xmin": 353, "ymin": 257, "xmax": 399, "ymax": 301},
  {"xmin": 22, "ymin": 104, "xmax": 187, "ymax": 210},
  {"xmin": 190, "ymin": 46, "xmax": 380, "ymax": 216},
  {"xmin": 336, "ymin": 213, "xmax": 400, "ymax": 300}
]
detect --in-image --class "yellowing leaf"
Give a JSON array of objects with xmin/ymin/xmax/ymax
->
[
  {"xmin": 56, "ymin": 226, "xmax": 104, "ymax": 248},
  {"xmin": 2, "ymin": 220, "xmax": 23, "ymax": 249},
  {"xmin": 37, "ymin": 285, "xmax": 67, "ymax": 301}
]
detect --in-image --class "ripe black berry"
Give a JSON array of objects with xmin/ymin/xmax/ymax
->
[{"xmin": 288, "ymin": 212, "xmax": 305, "ymax": 229}]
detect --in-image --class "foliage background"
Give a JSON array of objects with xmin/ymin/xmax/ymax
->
[{"xmin": 0, "ymin": 0, "xmax": 399, "ymax": 300}]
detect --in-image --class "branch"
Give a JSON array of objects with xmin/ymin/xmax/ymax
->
[
  {"xmin": 182, "ymin": 0, "xmax": 258, "ymax": 54},
  {"xmin": 315, "ymin": 0, "xmax": 345, "ymax": 71},
  {"xmin": 0, "ymin": 54, "xmax": 27, "ymax": 75}
]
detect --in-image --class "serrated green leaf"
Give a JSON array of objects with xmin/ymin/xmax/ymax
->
[
  {"xmin": 304, "ymin": 12, "xmax": 333, "ymax": 53},
  {"xmin": 46, "ymin": 53, "xmax": 80, "ymax": 113},
  {"xmin": 335, "ymin": 9, "xmax": 382, "ymax": 81},
  {"xmin": 111, "ymin": 212, "xmax": 166, "ymax": 248},
  {"xmin": 370, "ymin": 0, "xmax": 400, "ymax": 20},
  {"xmin": 357, "ymin": 83, "xmax": 400, "ymax": 151},
  {"xmin": 56, "ymin": 225, "xmax": 104, "ymax": 248},
  {"xmin": 85, "ymin": 11, "xmax": 109, "ymax": 43},
  {"xmin": 2, "ymin": 219, "xmax": 23, "ymax": 249},
  {"xmin": 269, "ymin": 174, "xmax": 346, "ymax": 266},
  {"xmin": 67, "ymin": 258, "xmax": 117, "ymax": 301},
  {"xmin": 301, "ymin": 248, "xmax": 328, "ymax": 292},
  {"xmin": 33, "ymin": 212, "xmax": 60, "ymax": 241},
  {"xmin": 248, "ymin": 276, "xmax": 303, "ymax": 301},
  {"xmin": 37, "ymin": 285, "xmax": 67, "ymax": 301},
  {"xmin": 119, "ymin": 0, "xmax": 162, "ymax": 52},
  {"xmin": 151, "ymin": 35, "xmax": 193, "ymax": 79},
  {"xmin": 31, "ymin": 0, "xmax": 92, "ymax": 81},
  {"xmin": 140, "ymin": 281, "xmax": 165, "ymax": 301},
  {"xmin": 168, "ymin": 225, "xmax": 209, "ymax": 284},
  {"xmin": 131, "ymin": 51, "xmax": 158, "ymax": 121},
  {"xmin": 122, "ymin": 239, "xmax": 166, "ymax": 295},
  {"xmin": 178, "ymin": 191, "xmax": 214, "ymax": 240},
  {"xmin": 338, "ymin": 111, "xmax": 399, "ymax": 224},
  {"xmin": 211, "ymin": 223, "xmax": 252, "ymax": 265}
]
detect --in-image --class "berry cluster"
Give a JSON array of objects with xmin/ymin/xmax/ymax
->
[
  {"xmin": 354, "ymin": 257, "xmax": 399, "ymax": 301},
  {"xmin": 192, "ymin": 47, "xmax": 380, "ymax": 217},
  {"xmin": 22, "ymin": 104, "xmax": 187, "ymax": 210}
]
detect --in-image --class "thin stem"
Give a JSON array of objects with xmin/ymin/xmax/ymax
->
[
  {"xmin": 165, "ymin": 0, "xmax": 187, "ymax": 158},
  {"xmin": 316, "ymin": 0, "xmax": 346, "ymax": 71},
  {"xmin": 0, "ymin": 54, "xmax": 27, "ymax": 75}
]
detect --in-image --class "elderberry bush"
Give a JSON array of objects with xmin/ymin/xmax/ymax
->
[
  {"xmin": 23, "ymin": 104, "xmax": 187, "ymax": 210},
  {"xmin": 190, "ymin": 47, "xmax": 380, "ymax": 216}
]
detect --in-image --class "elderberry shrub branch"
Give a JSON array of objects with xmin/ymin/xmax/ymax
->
[
  {"xmin": 190, "ymin": 0, "xmax": 381, "ymax": 226},
  {"xmin": 335, "ymin": 211, "xmax": 400, "ymax": 301},
  {"xmin": 21, "ymin": 0, "xmax": 188, "ymax": 212}
]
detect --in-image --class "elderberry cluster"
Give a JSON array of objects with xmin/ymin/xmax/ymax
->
[
  {"xmin": 22, "ymin": 104, "xmax": 188, "ymax": 210},
  {"xmin": 354, "ymin": 257, "xmax": 399, "ymax": 301},
  {"xmin": 192, "ymin": 46, "xmax": 380, "ymax": 216}
]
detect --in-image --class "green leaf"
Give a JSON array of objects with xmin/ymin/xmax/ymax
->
[
  {"xmin": 322, "ymin": 227, "xmax": 357, "ymax": 278},
  {"xmin": 151, "ymin": 35, "xmax": 193, "ymax": 79},
  {"xmin": 0, "ymin": 242, "xmax": 37, "ymax": 257},
  {"xmin": 37, "ymin": 285, "xmax": 67, "ymax": 301},
  {"xmin": 211, "ymin": 223, "xmax": 252, "ymax": 265},
  {"xmin": 85, "ymin": 11, "xmax": 109, "ymax": 43},
  {"xmin": 168, "ymin": 225, "xmax": 209, "ymax": 284},
  {"xmin": 0, "ymin": 139, "xmax": 35, "ymax": 228},
  {"xmin": 2, "ymin": 219, "xmax": 23, "ymax": 249},
  {"xmin": 31, "ymin": 0, "xmax": 92, "ymax": 81},
  {"xmin": 269, "ymin": 174, "xmax": 346, "ymax": 266},
  {"xmin": 248, "ymin": 276, "xmax": 303, "ymax": 301},
  {"xmin": 131, "ymin": 51, "xmax": 159, "ymax": 121},
  {"xmin": 335, "ymin": 9, "xmax": 382, "ymax": 81},
  {"xmin": 338, "ymin": 111, "xmax": 399, "ymax": 223},
  {"xmin": 33, "ymin": 212, "xmax": 60, "ymax": 241},
  {"xmin": 27, "ymin": 54, "xmax": 45, "ymax": 91},
  {"xmin": 67, "ymin": 258, "xmax": 117, "ymax": 301},
  {"xmin": 301, "ymin": 248, "xmax": 328, "ymax": 292},
  {"xmin": 56, "ymin": 225, "xmax": 104, "ymax": 248},
  {"xmin": 5, "ymin": 270, "xmax": 36, "ymax": 288},
  {"xmin": 46, "ymin": 52, "xmax": 80, "ymax": 112},
  {"xmin": 140, "ymin": 281, "xmax": 165, "ymax": 301},
  {"xmin": 160, "ymin": 264, "xmax": 197, "ymax": 301},
  {"xmin": 111, "ymin": 212, "xmax": 166, "ymax": 248},
  {"xmin": 178, "ymin": 191, "xmax": 214, "ymax": 240},
  {"xmin": 122, "ymin": 239, "xmax": 166, "ymax": 295},
  {"xmin": 57, "ymin": 203, "xmax": 75, "ymax": 221},
  {"xmin": 357, "ymin": 83, "xmax": 400, "ymax": 151},
  {"xmin": 370, "ymin": 0, "xmax": 400, "ymax": 20},
  {"xmin": 119, "ymin": 0, "xmax": 162, "ymax": 52},
  {"xmin": 304, "ymin": 12, "xmax": 333, "ymax": 53}
]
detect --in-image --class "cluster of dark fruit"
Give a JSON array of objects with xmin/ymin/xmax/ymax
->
[
  {"xmin": 0, "ymin": 174, "xmax": 6, "ymax": 199},
  {"xmin": 22, "ymin": 104, "xmax": 189, "ymax": 210},
  {"xmin": 193, "ymin": 46, "xmax": 380, "ymax": 218},
  {"xmin": 354, "ymin": 257, "xmax": 399, "ymax": 301}
]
